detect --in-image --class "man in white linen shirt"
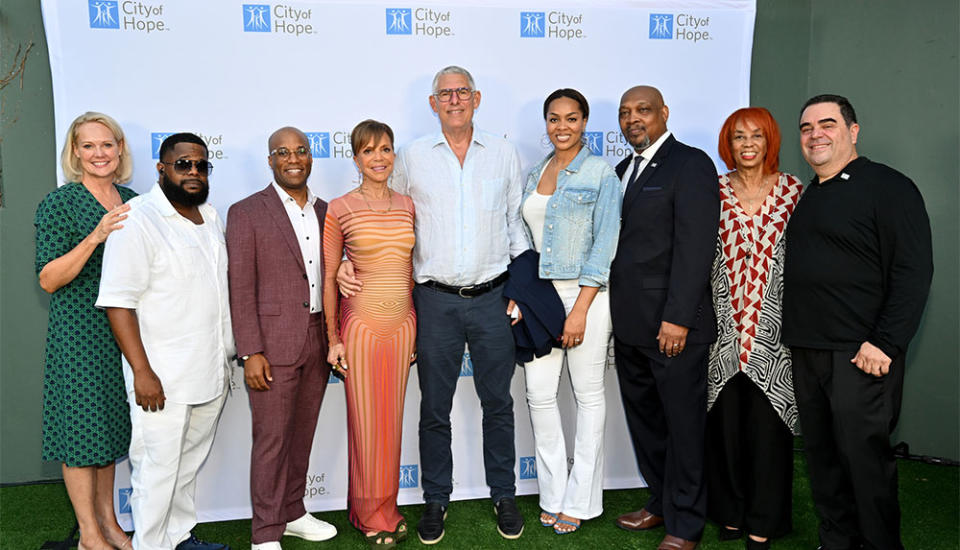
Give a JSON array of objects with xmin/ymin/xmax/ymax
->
[
  {"xmin": 338, "ymin": 65, "xmax": 529, "ymax": 544},
  {"xmin": 97, "ymin": 133, "xmax": 233, "ymax": 550}
]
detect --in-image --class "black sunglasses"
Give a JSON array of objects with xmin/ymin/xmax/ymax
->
[{"xmin": 161, "ymin": 158, "xmax": 213, "ymax": 175}]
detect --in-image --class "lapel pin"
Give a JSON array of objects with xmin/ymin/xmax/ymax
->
[{"xmin": 840, "ymin": 173, "xmax": 850, "ymax": 180}]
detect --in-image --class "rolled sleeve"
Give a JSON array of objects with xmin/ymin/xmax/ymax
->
[
  {"xmin": 96, "ymin": 217, "xmax": 151, "ymax": 310},
  {"xmin": 505, "ymin": 147, "xmax": 531, "ymax": 258},
  {"xmin": 578, "ymin": 166, "xmax": 622, "ymax": 288}
]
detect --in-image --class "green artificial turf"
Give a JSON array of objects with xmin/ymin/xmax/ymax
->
[{"xmin": 2, "ymin": 454, "xmax": 956, "ymax": 549}]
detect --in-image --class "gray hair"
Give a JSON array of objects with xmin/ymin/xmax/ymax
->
[{"xmin": 431, "ymin": 65, "xmax": 476, "ymax": 94}]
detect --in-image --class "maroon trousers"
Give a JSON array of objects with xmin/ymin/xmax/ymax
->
[{"xmin": 249, "ymin": 316, "xmax": 330, "ymax": 543}]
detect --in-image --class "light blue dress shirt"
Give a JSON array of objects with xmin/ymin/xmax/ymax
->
[{"xmin": 391, "ymin": 128, "xmax": 529, "ymax": 286}]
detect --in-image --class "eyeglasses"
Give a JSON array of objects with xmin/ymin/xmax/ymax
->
[
  {"xmin": 270, "ymin": 146, "xmax": 311, "ymax": 159},
  {"xmin": 161, "ymin": 159, "xmax": 213, "ymax": 175},
  {"xmin": 434, "ymin": 87, "xmax": 473, "ymax": 103}
]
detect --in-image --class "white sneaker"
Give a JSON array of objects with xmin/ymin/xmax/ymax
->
[
  {"xmin": 283, "ymin": 512, "xmax": 337, "ymax": 541},
  {"xmin": 251, "ymin": 542, "xmax": 281, "ymax": 550}
]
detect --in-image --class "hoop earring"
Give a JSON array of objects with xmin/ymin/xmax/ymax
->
[{"xmin": 353, "ymin": 165, "xmax": 363, "ymax": 186}]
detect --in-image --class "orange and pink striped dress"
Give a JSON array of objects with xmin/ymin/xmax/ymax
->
[{"xmin": 322, "ymin": 190, "xmax": 416, "ymax": 534}]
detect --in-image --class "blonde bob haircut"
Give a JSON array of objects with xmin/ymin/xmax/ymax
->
[{"xmin": 60, "ymin": 111, "xmax": 134, "ymax": 184}]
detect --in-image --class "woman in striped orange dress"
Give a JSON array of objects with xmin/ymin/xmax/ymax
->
[{"xmin": 322, "ymin": 120, "xmax": 416, "ymax": 548}]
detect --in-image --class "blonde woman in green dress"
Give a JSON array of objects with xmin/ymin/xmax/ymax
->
[{"xmin": 35, "ymin": 112, "xmax": 137, "ymax": 550}]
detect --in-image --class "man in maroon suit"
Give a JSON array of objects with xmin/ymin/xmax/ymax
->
[{"xmin": 226, "ymin": 127, "xmax": 336, "ymax": 550}]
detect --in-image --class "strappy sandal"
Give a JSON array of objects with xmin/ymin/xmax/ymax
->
[
  {"xmin": 553, "ymin": 517, "xmax": 581, "ymax": 535},
  {"xmin": 539, "ymin": 511, "xmax": 559, "ymax": 527},
  {"xmin": 394, "ymin": 519, "xmax": 408, "ymax": 542},
  {"xmin": 365, "ymin": 530, "xmax": 397, "ymax": 548}
]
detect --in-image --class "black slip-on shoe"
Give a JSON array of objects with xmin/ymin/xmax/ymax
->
[
  {"xmin": 417, "ymin": 502, "xmax": 447, "ymax": 545},
  {"xmin": 494, "ymin": 497, "xmax": 524, "ymax": 539}
]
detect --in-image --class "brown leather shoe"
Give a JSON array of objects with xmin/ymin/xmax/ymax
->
[
  {"xmin": 657, "ymin": 534, "xmax": 698, "ymax": 550},
  {"xmin": 615, "ymin": 508, "xmax": 664, "ymax": 531}
]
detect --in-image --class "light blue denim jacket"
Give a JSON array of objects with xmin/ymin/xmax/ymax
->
[{"xmin": 521, "ymin": 146, "xmax": 622, "ymax": 288}]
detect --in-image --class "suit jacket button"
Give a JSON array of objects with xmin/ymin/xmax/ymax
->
[
  {"xmin": 302, "ymin": 273, "xmax": 308, "ymax": 279},
  {"xmin": 303, "ymin": 302, "xmax": 309, "ymax": 308}
]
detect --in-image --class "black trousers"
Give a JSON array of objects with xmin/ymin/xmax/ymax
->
[
  {"xmin": 791, "ymin": 347, "xmax": 905, "ymax": 550},
  {"xmin": 706, "ymin": 372, "xmax": 793, "ymax": 539},
  {"xmin": 615, "ymin": 338, "xmax": 708, "ymax": 541},
  {"xmin": 413, "ymin": 283, "xmax": 517, "ymax": 506}
]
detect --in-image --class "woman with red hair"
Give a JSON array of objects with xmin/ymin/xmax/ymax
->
[{"xmin": 706, "ymin": 107, "xmax": 803, "ymax": 549}]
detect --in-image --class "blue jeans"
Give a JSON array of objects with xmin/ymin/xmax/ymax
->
[{"xmin": 413, "ymin": 282, "xmax": 517, "ymax": 505}]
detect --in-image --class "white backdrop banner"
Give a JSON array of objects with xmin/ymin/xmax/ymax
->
[{"xmin": 41, "ymin": 0, "xmax": 755, "ymax": 528}]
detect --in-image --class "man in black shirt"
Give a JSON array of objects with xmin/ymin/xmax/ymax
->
[{"xmin": 783, "ymin": 94, "xmax": 933, "ymax": 550}]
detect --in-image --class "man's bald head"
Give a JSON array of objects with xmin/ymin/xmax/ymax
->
[
  {"xmin": 619, "ymin": 86, "xmax": 669, "ymax": 153},
  {"xmin": 267, "ymin": 126, "xmax": 312, "ymax": 192},
  {"xmin": 621, "ymin": 86, "xmax": 665, "ymax": 108},
  {"xmin": 268, "ymin": 126, "xmax": 309, "ymax": 152}
]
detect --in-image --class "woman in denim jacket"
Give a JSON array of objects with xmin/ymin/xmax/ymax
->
[{"xmin": 508, "ymin": 89, "xmax": 621, "ymax": 535}]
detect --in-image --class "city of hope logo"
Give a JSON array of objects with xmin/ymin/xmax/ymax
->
[
  {"xmin": 386, "ymin": 8, "xmax": 412, "ymax": 34},
  {"xmin": 89, "ymin": 0, "xmax": 120, "ymax": 29},
  {"xmin": 584, "ymin": 132, "xmax": 603, "ymax": 156},
  {"xmin": 151, "ymin": 132, "xmax": 174, "ymax": 159},
  {"xmin": 519, "ymin": 456, "xmax": 537, "ymax": 479},
  {"xmin": 243, "ymin": 4, "xmax": 271, "ymax": 32},
  {"xmin": 118, "ymin": 487, "xmax": 133, "ymax": 513},
  {"xmin": 520, "ymin": 12, "xmax": 545, "ymax": 37},
  {"xmin": 459, "ymin": 351, "xmax": 473, "ymax": 377},
  {"xmin": 649, "ymin": 14, "xmax": 673, "ymax": 39},
  {"xmin": 305, "ymin": 132, "xmax": 330, "ymax": 158},
  {"xmin": 399, "ymin": 464, "xmax": 419, "ymax": 488}
]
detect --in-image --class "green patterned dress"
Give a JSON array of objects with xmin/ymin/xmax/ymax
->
[{"xmin": 35, "ymin": 182, "xmax": 137, "ymax": 466}]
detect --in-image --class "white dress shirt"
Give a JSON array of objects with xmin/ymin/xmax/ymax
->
[
  {"xmin": 391, "ymin": 127, "xmax": 529, "ymax": 286},
  {"xmin": 621, "ymin": 130, "xmax": 673, "ymax": 194},
  {"xmin": 96, "ymin": 183, "xmax": 234, "ymax": 404},
  {"xmin": 271, "ymin": 182, "xmax": 322, "ymax": 313}
]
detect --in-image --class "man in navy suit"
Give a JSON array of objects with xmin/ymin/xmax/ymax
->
[{"xmin": 610, "ymin": 86, "xmax": 719, "ymax": 550}]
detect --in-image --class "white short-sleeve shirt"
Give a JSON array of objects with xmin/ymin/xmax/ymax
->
[{"xmin": 96, "ymin": 184, "xmax": 235, "ymax": 404}]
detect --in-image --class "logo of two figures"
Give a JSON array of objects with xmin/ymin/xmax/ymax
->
[
  {"xmin": 519, "ymin": 457, "xmax": 537, "ymax": 479},
  {"xmin": 650, "ymin": 14, "xmax": 673, "ymax": 39},
  {"xmin": 522, "ymin": 12, "xmax": 543, "ymax": 35},
  {"xmin": 90, "ymin": 1, "xmax": 118, "ymax": 26},
  {"xmin": 399, "ymin": 465, "xmax": 418, "ymax": 488},
  {"xmin": 387, "ymin": 9, "xmax": 411, "ymax": 33},
  {"xmin": 245, "ymin": 5, "xmax": 269, "ymax": 31}
]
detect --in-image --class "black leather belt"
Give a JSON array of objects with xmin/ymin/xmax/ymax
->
[{"xmin": 423, "ymin": 272, "xmax": 509, "ymax": 298}]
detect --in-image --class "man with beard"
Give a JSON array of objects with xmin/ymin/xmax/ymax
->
[
  {"xmin": 609, "ymin": 86, "xmax": 719, "ymax": 550},
  {"xmin": 226, "ymin": 127, "xmax": 336, "ymax": 549},
  {"xmin": 97, "ymin": 133, "xmax": 233, "ymax": 550}
]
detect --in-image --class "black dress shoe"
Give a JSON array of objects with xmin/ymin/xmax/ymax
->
[
  {"xmin": 495, "ymin": 497, "xmax": 524, "ymax": 539},
  {"xmin": 417, "ymin": 502, "xmax": 447, "ymax": 545}
]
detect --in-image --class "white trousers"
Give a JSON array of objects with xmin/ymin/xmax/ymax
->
[
  {"xmin": 129, "ymin": 390, "xmax": 227, "ymax": 550},
  {"xmin": 524, "ymin": 281, "xmax": 611, "ymax": 519}
]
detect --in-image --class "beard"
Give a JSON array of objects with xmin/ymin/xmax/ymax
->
[{"xmin": 160, "ymin": 171, "xmax": 209, "ymax": 207}]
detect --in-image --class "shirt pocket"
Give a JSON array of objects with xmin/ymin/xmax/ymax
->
[
  {"xmin": 480, "ymin": 177, "xmax": 507, "ymax": 212},
  {"xmin": 557, "ymin": 187, "xmax": 598, "ymax": 226},
  {"xmin": 170, "ymin": 243, "xmax": 205, "ymax": 279}
]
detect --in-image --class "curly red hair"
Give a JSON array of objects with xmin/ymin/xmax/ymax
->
[{"xmin": 717, "ymin": 107, "xmax": 781, "ymax": 175}]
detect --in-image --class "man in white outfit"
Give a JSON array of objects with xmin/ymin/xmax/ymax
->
[{"xmin": 98, "ymin": 133, "xmax": 233, "ymax": 550}]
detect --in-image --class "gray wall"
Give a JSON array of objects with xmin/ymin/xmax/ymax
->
[{"xmin": 2, "ymin": 0, "xmax": 957, "ymax": 483}]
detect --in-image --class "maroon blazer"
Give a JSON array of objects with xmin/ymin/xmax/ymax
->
[{"xmin": 226, "ymin": 184, "xmax": 328, "ymax": 365}]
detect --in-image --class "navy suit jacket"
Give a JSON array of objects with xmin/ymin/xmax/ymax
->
[
  {"xmin": 610, "ymin": 134, "xmax": 719, "ymax": 346},
  {"xmin": 503, "ymin": 250, "xmax": 566, "ymax": 363}
]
